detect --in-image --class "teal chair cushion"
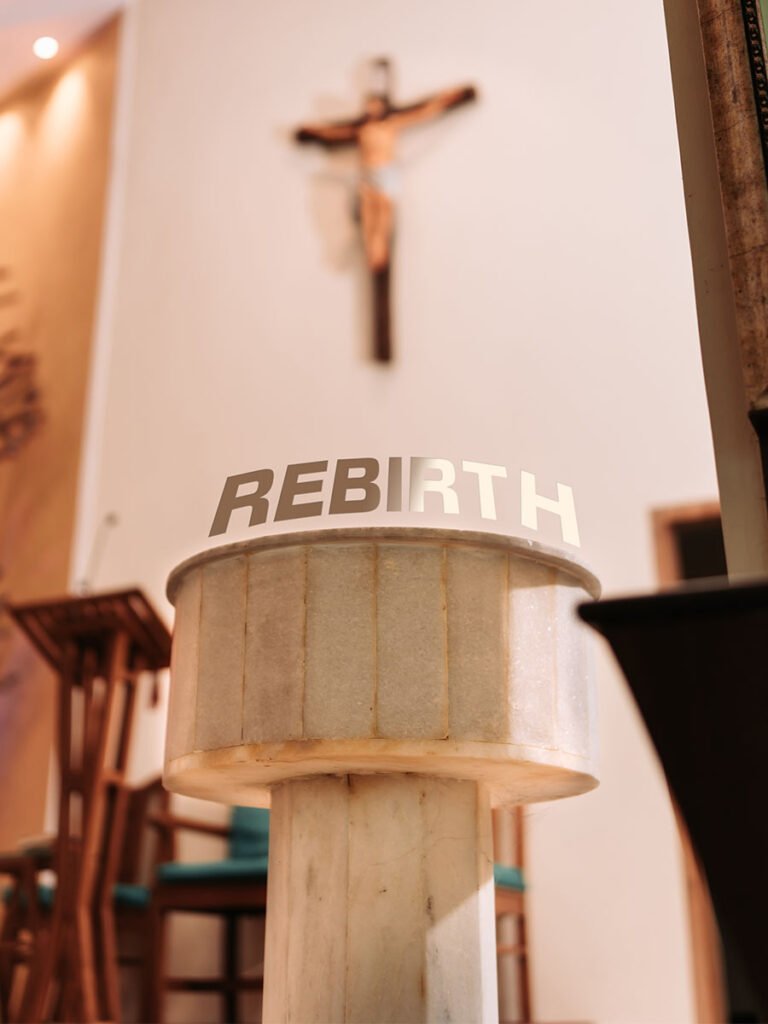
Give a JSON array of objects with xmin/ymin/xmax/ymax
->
[
  {"xmin": 157, "ymin": 855, "xmax": 269, "ymax": 884},
  {"xmin": 157, "ymin": 808, "xmax": 519, "ymax": 893},
  {"xmin": 2, "ymin": 883, "xmax": 62, "ymax": 910},
  {"xmin": 228, "ymin": 807, "xmax": 269, "ymax": 860},
  {"xmin": 37, "ymin": 884, "xmax": 54, "ymax": 909},
  {"xmin": 160, "ymin": 860, "xmax": 517, "ymax": 888},
  {"xmin": 493, "ymin": 864, "xmax": 525, "ymax": 891},
  {"xmin": 113, "ymin": 882, "xmax": 150, "ymax": 908},
  {"xmin": 154, "ymin": 806, "xmax": 269, "ymax": 886},
  {"xmin": 3, "ymin": 882, "xmax": 149, "ymax": 909}
]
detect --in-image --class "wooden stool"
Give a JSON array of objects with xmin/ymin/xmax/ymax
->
[{"xmin": 8, "ymin": 589, "xmax": 170, "ymax": 1023}]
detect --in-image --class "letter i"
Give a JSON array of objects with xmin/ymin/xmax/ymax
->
[{"xmin": 387, "ymin": 457, "xmax": 403, "ymax": 512}]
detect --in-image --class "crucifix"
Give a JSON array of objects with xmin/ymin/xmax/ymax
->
[{"xmin": 295, "ymin": 59, "xmax": 477, "ymax": 362}]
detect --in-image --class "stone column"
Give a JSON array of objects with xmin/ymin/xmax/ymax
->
[
  {"xmin": 265, "ymin": 775, "xmax": 497, "ymax": 1022},
  {"xmin": 164, "ymin": 527, "xmax": 600, "ymax": 1023}
]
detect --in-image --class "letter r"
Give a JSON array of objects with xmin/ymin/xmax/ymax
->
[
  {"xmin": 409, "ymin": 458, "xmax": 460, "ymax": 514},
  {"xmin": 209, "ymin": 469, "xmax": 274, "ymax": 537}
]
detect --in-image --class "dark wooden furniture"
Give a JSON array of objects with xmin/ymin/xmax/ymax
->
[
  {"xmin": 652, "ymin": 502, "xmax": 728, "ymax": 1023},
  {"xmin": 149, "ymin": 806, "xmax": 269, "ymax": 1024},
  {"xmin": 0, "ymin": 850, "xmax": 46, "ymax": 1021},
  {"xmin": 579, "ymin": 578, "xmax": 768, "ymax": 1021},
  {"xmin": 148, "ymin": 802, "xmax": 532, "ymax": 1024},
  {"xmin": 1, "ymin": 777, "xmax": 169, "ymax": 1022},
  {"xmin": 106, "ymin": 776, "xmax": 171, "ymax": 1021},
  {"xmin": 4, "ymin": 589, "xmax": 170, "ymax": 1023}
]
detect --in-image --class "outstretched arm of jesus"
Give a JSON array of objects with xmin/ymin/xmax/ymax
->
[
  {"xmin": 391, "ymin": 84, "xmax": 477, "ymax": 129},
  {"xmin": 295, "ymin": 120, "xmax": 359, "ymax": 148}
]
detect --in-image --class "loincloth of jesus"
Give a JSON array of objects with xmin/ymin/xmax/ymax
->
[{"xmin": 361, "ymin": 162, "xmax": 401, "ymax": 198}]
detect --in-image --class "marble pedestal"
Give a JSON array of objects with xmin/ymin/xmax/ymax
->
[{"xmin": 164, "ymin": 528, "xmax": 600, "ymax": 1023}]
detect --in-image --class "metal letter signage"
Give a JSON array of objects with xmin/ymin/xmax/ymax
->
[{"xmin": 209, "ymin": 456, "xmax": 581, "ymax": 547}]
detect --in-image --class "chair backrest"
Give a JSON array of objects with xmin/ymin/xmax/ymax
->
[
  {"xmin": 228, "ymin": 806, "xmax": 269, "ymax": 860},
  {"xmin": 116, "ymin": 777, "xmax": 171, "ymax": 885},
  {"xmin": 492, "ymin": 805, "xmax": 525, "ymax": 869},
  {"xmin": 56, "ymin": 636, "xmax": 137, "ymax": 905}
]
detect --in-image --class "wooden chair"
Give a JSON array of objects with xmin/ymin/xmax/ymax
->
[
  {"xmin": 149, "ymin": 805, "xmax": 269, "ymax": 1023},
  {"xmin": 1, "ymin": 590, "xmax": 170, "ymax": 1023},
  {"xmin": 494, "ymin": 805, "xmax": 532, "ymax": 1024},
  {"xmin": 0, "ymin": 777, "xmax": 169, "ymax": 1022},
  {"xmin": 0, "ymin": 850, "xmax": 46, "ymax": 1021},
  {"xmin": 148, "ymin": 803, "xmax": 529, "ymax": 1024},
  {"xmin": 103, "ymin": 776, "xmax": 172, "ymax": 1021}
]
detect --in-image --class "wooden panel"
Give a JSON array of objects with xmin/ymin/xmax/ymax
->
[
  {"xmin": 344, "ymin": 776, "xmax": 427, "ymax": 1022},
  {"xmin": 262, "ymin": 774, "xmax": 497, "ymax": 1023},
  {"xmin": 0, "ymin": 19, "xmax": 122, "ymax": 849},
  {"xmin": 264, "ymin": 778, "xmax": 350, "ymax": 1024},
  {"xmin": 303, "ymin": 544, "xmax": 375, "ymax": 739},
  {"xmin": 423, "ymin": 779, "xmax": 497, "ymax": 1020},
  {"xmin": 698, "ymin": 0, "xmax": 768, "ymax": 406},
  {"xmin": 664, "ymin": 0, "xmax": 768, "ymax": 573},
  {"xmin": 166, "ymin": 574, "xmax": 201, "ymax": 762},
  {"xmin": 376, "ymin": 543, "xmax": 447, "ymax": 739},
  {"xmin": 242, "ymin": 546, "xmax": 306, "ymax": 744},
  {"xmin": 446, "ymin": 545, "xmax": 507, "ymax": 741},
  {"xmin": 195, "ymin": 557, "xmax": 247, "ymax": 751},
  {"xmin": 553, "ymin": 577, "xmax": 592, "ymax": 758},
  {"xmin": 11, "ymin": 588, "xmax": 171, "ymax": 673},
  {"xmin": 506, "ymin": 560, "xmax": 557, "ymax": 748}
]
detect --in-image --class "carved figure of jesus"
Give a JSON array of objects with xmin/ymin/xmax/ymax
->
[{"xmin": 295, "ymin": 60, "xmax": 477, "ymax": 362}]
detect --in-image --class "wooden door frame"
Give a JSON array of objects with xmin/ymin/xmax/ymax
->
[
  {"xmin": 663, "ymin": 0, "xmax": 768, "ymax": 577},
  {"xmin": 651, "ymin": 501, "xmax": 722, "ymax": 585},
  {"xmin": 662, "ymin": 1, "xmax": 768, "ymax": 1011}
]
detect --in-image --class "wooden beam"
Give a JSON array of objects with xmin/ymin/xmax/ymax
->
[{"xmin": 664, "ymin": 0, "xmax": 768, "ymax": 575}]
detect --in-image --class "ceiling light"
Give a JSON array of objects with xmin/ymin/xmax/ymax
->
[{"xmin": 33, "ymin": 37, "xmax": 59, "ymax": 60}]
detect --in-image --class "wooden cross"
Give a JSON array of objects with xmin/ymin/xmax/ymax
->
[{"xmin": 295, "ymin": 59, "xmax": 477, "ymax": 362}]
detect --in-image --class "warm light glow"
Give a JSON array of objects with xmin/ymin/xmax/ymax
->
[
  {"xmin": 33, "ymin": 37, "xmax": 59, "ymax": 60},
  {"xmin": 0, "ymin": 112, "xmax": 25, "ymax": 166},
  {"xmin": 39, "ymin": 70, "xmax": 87, "ymax": 154}
]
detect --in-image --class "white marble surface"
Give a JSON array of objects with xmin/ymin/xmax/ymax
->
[
  {"xmin": 164, "ymin": 528, "xmax": 599, "ymax": 805},
  {"xmin": 263, "ymin": 774, "xmax": 497, "ymax": 1024}
]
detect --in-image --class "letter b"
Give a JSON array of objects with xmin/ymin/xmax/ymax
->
[{"xmin": 329, "ymin": 458, "xmax": 380, "ymax": 515}]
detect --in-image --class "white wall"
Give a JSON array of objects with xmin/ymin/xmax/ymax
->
[{"xmin": 74, "ymin": 1, "xmax": 718, "ymax": 1020}]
